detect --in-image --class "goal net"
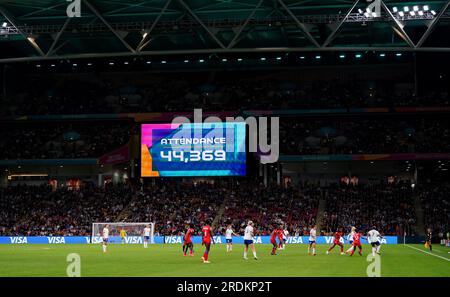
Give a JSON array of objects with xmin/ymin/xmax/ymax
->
[{"xmin": 91, "ymin": 222, "xmax": 155, "ymax": 244}]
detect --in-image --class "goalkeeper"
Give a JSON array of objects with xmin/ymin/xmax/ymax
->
[{"xmin": 120, "ymin": 228, "xmax": 127, "ymax": 244}]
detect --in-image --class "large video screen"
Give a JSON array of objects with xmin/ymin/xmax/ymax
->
[{"xmin": 141, "ymin": 122, "xmax": 246, "ymax": 177}]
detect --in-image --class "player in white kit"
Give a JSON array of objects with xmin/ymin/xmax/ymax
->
[
  {"xmin": 308, "ymin": 225, "xmax": 317, "ymax": 256},
  {"xmin": 367, "ymin": 227, "xmax": 382, "ymax": 256},
  {"xmin": 243, "ymin": 221, "xmax": 258, "ymax": 260},
  {"xmin": 225, "ymin": 225, "xmax": 238, "ymax": 252},
  {"xmin": 143, "ymin": 224, "xmax": 151, "ymax": 248},
  {"xmin": 102, "ymin": 224, "xmax": 109, "ymax": 253},
  {"xmin": 345, "ymin": 226, "xmax": 356, "ymax": 254}
]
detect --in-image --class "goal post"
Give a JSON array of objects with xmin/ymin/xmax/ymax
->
[{"xmin": 91, "ymin": 222, "xmax": 155, "ymax": 244}]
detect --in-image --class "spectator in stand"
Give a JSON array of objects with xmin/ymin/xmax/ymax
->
[
  {"xmin": 0, "ymin": 122, "xmax": 132, "ymax": 159},
  {"xmin": 0, "ymin": 117, "xmax": 449, "ymax": 160},
  {"xmin": 320, "ymin": 182, "xmax": 417, "ymax": 236},
  {"xmin": 417, "ymin": 183, "xmax": 450, "ymax": 236},
  {"xmin": 1, "ymin": 73, "xmax": 448, "ymax": 117}
]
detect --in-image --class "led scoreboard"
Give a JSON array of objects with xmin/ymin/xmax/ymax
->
[{"xmin": 141, "ymin": 122, "xmax": 246, "ymax": 177}]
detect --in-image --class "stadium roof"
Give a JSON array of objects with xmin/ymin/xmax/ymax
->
[{"xmin": 0, "ymin": 0, "xmax": 449, "ymax": 62}]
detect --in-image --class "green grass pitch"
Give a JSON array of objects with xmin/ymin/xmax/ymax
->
[{"xmin": 0, "ymin": 244, "xmax": 449, "ymax": 277}]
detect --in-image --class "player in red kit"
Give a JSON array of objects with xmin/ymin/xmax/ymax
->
[
  {"xmin": 182, "ymin": 224, "xmax": 194, "ymax": 257},
  {"xmin": 326, "ymin": 227, "xmax": 345, "ymax": 255},
  {"xmin": 349, "ymin": 229, "xmax": 363, "ymax": 256},
  {"xmin": 270, "ymin": 228, "xmax": 279, "ymax": 255},
  {"xmin": 277, "ymin": 229, "xmax": 283, "ymax": 249},
  {"xmin": 201, "ymin": 220, "xmax": 214, "ymax": 264}
]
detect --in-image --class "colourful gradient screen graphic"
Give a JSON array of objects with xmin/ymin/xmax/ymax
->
[{"xmin": 141, "ymin": 123, "xmax": 246, "ymax": 177}]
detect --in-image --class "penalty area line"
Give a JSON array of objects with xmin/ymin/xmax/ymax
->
[{"xmin": 403, "ymin": 244, "xmax": 450, "ymax": 262}]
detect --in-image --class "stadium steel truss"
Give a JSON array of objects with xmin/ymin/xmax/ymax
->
[{"xmin": 0, "ymin": 0, "xmax": 449, "ymax": 63}]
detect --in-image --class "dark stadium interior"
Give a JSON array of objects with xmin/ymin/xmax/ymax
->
[{"xmin": 0, "ymin": 0, "xmax": 449, "ymax": 249}]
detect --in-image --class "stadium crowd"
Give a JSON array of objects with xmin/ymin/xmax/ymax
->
[
  {"xmin": 217, "ymin": 183, "xmax": 319, "ymax": 236},
  {"xmin": 121, "ymin": 182, "xmax": 224, "ymax": 236},
  {"xmin": 417, "ymin": 183, "xmax": 450, "ymax": 236},
  {"xmin": 281, "ymin": 117, "xmax": 450, "ymax": 155},
  {"xmin": 320, "ymin": 182, "xmax": 417, "ymax": 236},
  {"xmin": 0, "ymin": 116, "xmax": 448, "ymax": 160},
  {"xmin": 0, "ymin": 122, "xmax": 132, "ymax": 159},
  {"xmin": 0, "ymin": 181, "xmax": 437, "ymax": 238},
  {"xmin": 0, "ymin": 183, "xmax": 135, "ymax": 236}
]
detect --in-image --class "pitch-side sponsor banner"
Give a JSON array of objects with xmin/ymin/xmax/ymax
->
[{"xmin": 0, "ymin": 236, "xmax": 398, "ymax": 244}]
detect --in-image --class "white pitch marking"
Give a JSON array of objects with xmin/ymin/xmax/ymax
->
[{"xmin": 404, "ymin": 244, "xmax": 450, "ymax": 262}]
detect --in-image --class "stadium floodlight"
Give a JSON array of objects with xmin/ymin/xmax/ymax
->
[
  {"xmin": 364, "ymin": 12, "xmax": 370, "ymax": 17},
  {"xmin": 371, "ymin": 12, "xmax": 377, "ymax": 17},
  {"xmin": 222, "ymin": 58, "xmax": 227, "ymax": 62},
  {"xmin": 50, "ymin": 64, "xmax": 55, "ymax": 67},
  {"xmin": 146, "ymin": 61, "xmax": 151, "ymax": 64},
  {"xmin": 300, "ymin": 56, "xmax": 305, "ymax": 59},
  {"xmin": 124, "ymin": 61, "xmax": 129, "ymax": 65},
  {"xmin": 87, "ymin": 62, "xmax": 92, "ymax": 66},
  {"xmin": 260, "ymin": 57, "xmax": 266, "ymax": 61},
  {"xmin": 109, "ymin": 62, "xmax": 114, "ymax": 65},
  {"xmin": 358, "ymin": 9, "xmax": 363, "ymax": 14},
  {"xmin": 161, "ymin": 60, "xmax": 167, "ymax": 64},
  {"xmin": 1, "ymin": 22, "xmax": 6, "ymax": 28},
  {"xmin": 418, "ymin": 10, "xmax": 424, "ymax": 16},
  {"xmin": 276, "ymin": 57, "xmax": 282, "ymax": 60},
  {"xmin": 366, "ymin": 8, "xmax": 371, "ymax": 13},
  {"xmin": 410, "ymin": 11, "xmax": 415, "ymax": 16},
  {"xmin": 413, "ymin": 6, "xmax": 419, "ymax": 12},
  {"xmin": 431, "ymin": 10, "xmax": 436, "ymax": 15},
  {"xmin": 339, "ymin": 54, "xmax": 346, "ymax": 59},
  {"xmin": 379, "ymin": 53, "xmax": 386, "ymax": 57},
  {"xmin": 355, "ymin": 54, "xmax": 362, "ymax": 58},
  {"xmin": 199, "ymin": 59, "xmax": 204, "ymax": 63},
  {"xmin": 237, "ymin": 58, "xmax": 243, "ymax": 61},
  {"xmin": 393, "ymin": 7, "xmax": 398, "ymax": 13},
  {"xmin": 403, "ymin": 6, "xmax": 409, "ymax": 12},
  {"xmin": 423, "ymin": 5, "xmax": 429, "ymax": 11},
  {"xmin": 396, "ymin": 53, "xmax": 402, "ymax": 56},
  {"xmin": 72, "ymin": 63, "xmax": 77, "ymax": 67},
  {"xmin": 36, "ymin": 64, "xmax": 41, "ymax": 68},
  {"xmin": 315, "ymin": 55, "xmax": 321, "ymax": 59},
  {"xmin": 399, "ymin": 11, "xmax": 404, "ymax": 17},
  {"xmin": 184, "ymin": 59, "xmax": 189, "ymax": 63}
]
